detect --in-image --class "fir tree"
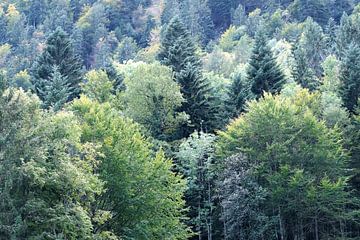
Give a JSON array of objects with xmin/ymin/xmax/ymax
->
[
  {"xmin": 40, "ymin": 65, "xmax": 71, "ymax": 111},
  {"xmin": 158, "ymin": 17, "xmax": 214, "ymax": 135},
  {"xmin": 247, "ymin": 30, "xmax": 285, "ymax": 97},
  {"xmin": 31, "ymin": 27, "xmax": 83, "ymax": 102},
  {"xmin": 340, "ymin": 43, "xmax": 360, "ymax": 112}
]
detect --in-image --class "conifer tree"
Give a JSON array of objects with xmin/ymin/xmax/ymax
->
[
  {"xmin": 158, "ymin": 17, "xmax": 214, "ymax": 135},
  {"xmin": 340, "ymin": 43, "xmax": 360, "ymax": 112},
  {"xmin": 226, "ymin": 73, "xmax": 247, "ymax": 118},
  {"xmin": 247, "ymin": 30, "xmax": 285, "ymax": 97},
  {"xmin": 31, "ymin": 27, "xmax": 83, "ymax": 102},
  {"xmin": 40, "ymin": 65, "xmax": 71, "ymax": 111}
]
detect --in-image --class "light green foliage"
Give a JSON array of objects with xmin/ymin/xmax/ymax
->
[
  {"xmin": 217, "ymin": 93, "xmax": 357, "ymax": 239},
  {"xmin": 234, "ymin": 34, "xmax": 254, "ymax": 64},
  {"xmin": 271, "ymin": 39, "xmax": 293, "ymax": 78},
  {"xmin": 203, "ymin": 46, "xmax": 236, "ymax": 78},
  {"xmin": 71, "ymin": 96, "xmax": 192, "ymax": 239},
  {"xmin": 120, "ymin": 62, "xmax": 188, "ymax": 140},
  {"xmin": 219, "ymin": 25, "xmax": 246, "ymax": 52},
  {"xmin": 280, "ymin": 22, "xmax": 303, "ymax": 42},
  {"xmin": 320, "ymin": 55, "xmax": 349, "ymax": 127},
  {"xmin": 82, "ymin": 69, "xmax": 114, "ymax": 103},
  {"xmin": 12, "ymin": 70, "xmax": 32, "ymax": 90},
  {"xmin": 0, "ymin": 87, "xmax": 111, "ymax": 239},
  {"xmin": 245, "ymin": 8, "xmax": 264, "ymax": 36}
]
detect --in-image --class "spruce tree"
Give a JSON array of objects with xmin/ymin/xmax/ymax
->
[
  {"xmin": 340, "ymin": 43, "xmax": 360, "ymax": 112},
  {"xmin": 40, "ymin": 65, "xmax": 71, "ymax": 111},
  {"xmin": 247, "ymin": 30, "xmax": 285, "ymax": 97},
  {"xmin": 31, "ymin": 27, "xmax": 83, "ymax": 102},
  {"xmin": 158, "ymin": 17, "xmax": 214, "ymax": 135}
]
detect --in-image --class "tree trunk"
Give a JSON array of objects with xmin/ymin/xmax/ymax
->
[{"xmin": 314, "ymin": 217, "xmax": 319, "ymax": 240}]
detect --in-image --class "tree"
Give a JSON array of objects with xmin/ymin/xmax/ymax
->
[
  {"xmin": 220, "ymin": 153, "xmax": 268, "ymax": 240},
  {"xmin": 336, "ymin": 10, "xmax": 360, "ymax": 58},
  {"xmin": 179, "ymin": 0, "xmax": 215, "ymax": 46},
  {"xmin": 43, "ymin": 0, "xmax": 73, "ymax": 33},
  {"xmin": 298, "ymin": 17, "xmax": 327, "ymax": 78},
  {"xmin": 120, "ymin": 62, "xmax": 189, "ymax": 140},
  {"xmin": 340, "ymin": 43, "xmax": 360, "ymax": 112},
  {"xmin": 40, "ymin": 65, "xmax": 71, "ymax": 111},
  {"xmin": 71, "ymin": 96, "xmax": 192, "ymax": 239},
  {"xmin": 226, "ymin": 72, "xmax": 248, "ymax": 118},
  {"xmin": 115, "ymin": 37, "xmax": 138, "ymax": 63},
  {"xmin": 320, "ymin": 55, "xmax": 349, "ymax": 127},
  {"xmin": 289, "ymin": 0, "xmax": 331, "ymax": 26},
  {"xmin": 346, "ymin": 101, "xmax": 360, "ymax": 194},
  {"xmin": 247, "ymin": 30, "xmax": 286, "ymax": 97},
  {"xmin": 158, "ymin": 17, "xmax": 214, "ymax": 135},
  {"xmin": 176, "ymin": 131, "xmax": 217, "ymax": 240},
  {"xmin": 0, "ymin": 87, "xmax": 114, "ymax": 239},
  {"xmin": 31, "ymin": 27, "xmax": 83, "ymax": 102},
  {"xmin": 82, "ymin": 69, "xmax": 114, "ymax": 103},
  {"xmin": 216, "ymin": 92, "xmax": 358, "ymax": 239},
  {"xmin": 291, "ymin": 41, "xmax": 318, "ymax": 90}
]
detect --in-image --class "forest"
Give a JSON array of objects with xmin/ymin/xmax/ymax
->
[{"xmin": 0, "ymin": 0, "xmax": 360, "ymax": 239}]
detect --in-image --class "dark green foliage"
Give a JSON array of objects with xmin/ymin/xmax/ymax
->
[
  {"xmin": 176, "ymin": 131, "xmax": 217, "ymax": 240},
  {"xmin": 31, "ymin": 28, "xmax": 83, "ymax": 102},
  {"xmin": 289, "ymin": 0, "xmax": 331, "ymax": 26},
  {"xmin": 345, "ymin": 102, "xmax": 360, "ymax": 194},
  {"xmin": 158, "ymin": 17, "xmax": 215, "ymax": 135},
  {"xmin": 247, "ymin": 30, "xmax": 285, "ymax": 97},
  {"xmin": 336, "ymin": 11, "xmax": 360, "ymax": 59},
  {"xmin": 340, "ymin": 43, "xmax": 360, "ymax": 112},
  {"xmin": 220, "ymin": 153, "xmax": 268, "ymax": 240},
  {"xmin": 226, "ymin": 73, "xmax": 248, "ymax": 118},
  {"xmin": 208, "ymin": 0, "xmax": 235, "ymax": 32},
  {"xmin": 291, "ymin": 42, "xmax": 318, "ymax": 90},
  {"xmin": 331, "ymin": 0, "xmax": 354, "ymax": 22}
]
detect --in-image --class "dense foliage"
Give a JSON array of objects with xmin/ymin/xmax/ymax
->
[{"xmin": 1, "ymin": 0, "xmax": 360, "ymax": 239}]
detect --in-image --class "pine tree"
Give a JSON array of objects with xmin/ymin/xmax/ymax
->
[
  {"xmin": 31, "ymin": 27, "xmax": 83, "ymax": 102},
  {"xmin": 40, "ymin": 65, "xmax": 71, "ymax": 111},
  {"xmin": 247, "ymin": 30, "xmax": 285, "ymax": 97},
  {"xmin": 340, "ymin": 43, "xmax": 360, "ymax": 112},
  {"xmin": 158, "ymin": 17, "xmax": 214, "ymax": 135}
]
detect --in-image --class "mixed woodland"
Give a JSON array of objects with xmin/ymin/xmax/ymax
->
[{"xmin": 1, "ymin": 0, "xmax": 360, "ymax": 239}]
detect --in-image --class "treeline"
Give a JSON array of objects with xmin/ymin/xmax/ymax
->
[{"xmin": 0, "ymin": 0, "xmax": 360, "ymax": 239}]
